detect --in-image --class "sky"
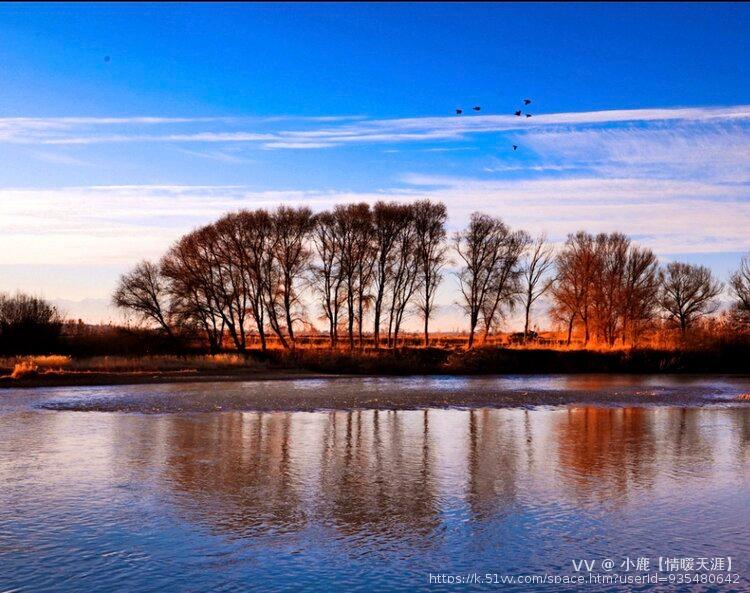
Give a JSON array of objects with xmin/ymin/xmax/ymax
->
[{"xmin": 1, "ymin": 3, "xmax": 749, "ymax": 328}]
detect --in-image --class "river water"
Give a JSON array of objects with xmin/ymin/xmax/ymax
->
[{"xmin": 1, "ymin": 376, "xmax": 749, "ymax": 592}]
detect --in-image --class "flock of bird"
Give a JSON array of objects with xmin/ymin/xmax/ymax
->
[
  {"xmin": 106, "ymin": 48, "xmax": 533, "ymax": 154},
  {"xmin": 455, "ymin": 98, "xmax": 533, "ymax": 151}
]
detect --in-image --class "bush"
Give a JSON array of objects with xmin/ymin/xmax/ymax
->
[{"xmin": 0, "ymin": 293, "xmax": 63, "ymax": 354}]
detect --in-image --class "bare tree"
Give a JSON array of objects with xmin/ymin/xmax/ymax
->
[
  {"xmin": 213, "ymin": 210, "xmax": 273, "ymax": 352},
  {"xmin": 268, "ymin": 206, "xmax": 315, "ymax": 348},
  {"xmin": 371, "ymin": 202, "xmax": 411, "ymax": 348},
  {"xmin": 551, "ymin": 232, "xmax": 598, "ymax": 345},
  {"xmin": 353, "ymin": 209, "xmax": 375, "ymax": 348},
  {"xmin": 479, "ymin": 228, "xmax": 529, "ymax": 343},
  {"xmin": 213, "ymin": 214, "xmax": 255, "ymax": 353},
  {"xmin": 621, "ymin": 245, "xmax": 660, "ymax": 345},
  {"xmin": 455, "ymin": 213, "xmax": 522, "ymax": 349},
  {"xmin": 312, "ymin": 210, "xmax": 345, "ymax": 347},
  {"xmin": 239, "ymin": 209, "xmax": 273, "ymax": 352},
  {"xmin": 332, "ymin": 203, "xmax": 372, "ymax": 349},
  {"xmin": 413, "ymin": 200, "xmax": 448, "ymax": 347},
  {"xmin": 0, "ymin": 293, "xmax": 63, "ymax": 353},
  {"xmin": 592, "ymin": 233, "xmax": 630, "ymax": 346},
  {"xmin": 161, "ymin": 230, "xmax": 225, "ymax": 353},
  {"xmin": 113, "ymin": 260, "xmax": 173, "ymax": 337},
  {"xmin": 730, "ymin": 256, "xmax": 750, "ymax": 315},
  {"xmin": 521, "ymin": 234, "xmax": 555, "ymax": 340},
  {"xmin": 387, "ymin": 212, "xmax": 421, "ymax": 348},
  {"xmin": 551, "ymin": 233, "xmax": 659, "ymax": 347},
  {"xmin": 659, "ymin": 262, "xmax": 723, "ymax": 334}
]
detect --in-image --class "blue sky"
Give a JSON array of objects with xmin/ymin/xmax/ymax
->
[{"xmin": 1, "ymin": 3, "xmax": 749, "ymax": 326}]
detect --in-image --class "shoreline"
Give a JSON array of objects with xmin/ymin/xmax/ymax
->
[
  {"xmin": 0, "ymin": 368, "xmax": 336, "ymax": 390},
  {"xmin": 3, "ymin": 344, "xmax": 750, "ymax": 391},
  {"xmin": 3, "ymin": 366, "xmax": 750, "ymax": 391}
]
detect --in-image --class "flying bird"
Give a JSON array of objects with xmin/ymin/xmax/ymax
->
[
  {"xmin": 512, "ymin": 145, "xmax": 518, "ymax": 151},
  {"xmin": 104, "ymin": 55, "xmax": 111, "ymax": 62},
  {"xmin": 472, "ymin": 106, "xmax": 481, "ymax": 111},
  {"xmin": 525, "ymin": 113, "xmax": 532, "ymax": 118},
  {"xmin": 455, "ymin": 108, "xmax": 463, "ymax": 115},
  {"xmin": 514, "ymin": 110, "xmax": 522, "ymax": 116},
  {"xmin": 524, "ymin": 98, "xmax": 532, "ymax": 105}
]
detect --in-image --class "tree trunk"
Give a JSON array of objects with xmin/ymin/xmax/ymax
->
[
  {"xmin": 467, "ymin": 313, "xmax": 478, "ymax": 350},
  {"xmin": 284, "ymin": 293, "xmax": 295, "ymax": 348},
  {"xmin": 523, "ymin": 300, "xmax": 531, "ymax": 341},
  {"xmin": 566, "ymin": 316, "xmax": 574, "ymax": 345},
  {"xmin": 259, "ymin": 327, "xmax": 267, "ymax": 352},
  {"xmin": 373, "ymin": 308, "xmax": 381, "ymax": 349}
]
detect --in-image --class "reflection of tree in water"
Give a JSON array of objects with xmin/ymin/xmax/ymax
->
[
  {"xmin": 661, "ymin": 408, "xmax": 715, "ymax": 476},
  {"xmin": 466, "ymin": 409, "xmax": 520, "ymax": 520},
  {"xmin": 555, "ymin": 407, "xmax": 657, "ymax": 504},
  {"xmin": 161, "ymin": 412, "xmax": 305, "ymax": 538},
  {"xmin": 317, "ymin": 410, "xmax": 440, "ymax": 548},
  {"xmin": 732, "ymin": 408, "xmax": 750, "ymax": 464}
]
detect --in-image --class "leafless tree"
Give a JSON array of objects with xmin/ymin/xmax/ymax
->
[
  {"xmin": 455, "ymin": 213, "xmax": 524, "ymax": 349},
  {"xmin": 552, "ymin": 233, "xmax": 660, "ymax": 346},
  {"xmin": 387, "ymin": 212, "xmax": 421, "ymax": 348},
  {"xmin": 312, "ymin": 210, "xmax": 345, "ymax": 347},
  {"xmin": 520, "ymin": 234, "xmax": 555, "ymax": 340},
  {"xmin": 267, "ymin": 206, "xmax": 315, "ymax": 348},
  {"xmin": 238, "ymin": 209, "xmax": 273, "ymax": 351},
  {"xmin": 354, "ymin": 210, "xmax": 375, "ymax": 348},
  {"xmin": 333, "ymin": 203, "xmax": 372, "ymax": 349},
  {"xmin": 592, "ymin": 233, "xmax": 630, "ymax": 346},
  {"xmin": 113, "ymin": 260, "xmax": 173, "ymax": 337},
  {"xmin": 730, "ymin": 256, "xmax": 750, "ymax": 315},
  {"xmin": 413, "ymin": 200, "xmax": 448, "ymax": 347},
  {"xmin": 212, "ymin": 214, "xmax": 255, "ymax": 352},
  {"xmin": 212, "ymin": 210, "xmax": 273, "ymax": 352},
  {"xmin": 0, "ymin": 293, "xmax": 63, "ymax": 353},
  {"xmin": 551, "ymin": 232, "xmax": 598, "ymax": 345},
  {"xmin": 371, "ymin": 202, "xmax": 411, "ymax": 348},
  {"xmin": 161, "ymin": 229, "xmax": 225, "ymax": 353},
  {"xmin": 659, "ymin": 262, "xmax": 723, "ymax": 334},
  {"xmin": 621, "ymin": 245, "xmax": 660, "ymax": 345},
  {"xmin": 479, "ymin": 228, "xmax": 529, "ymax": 343}
]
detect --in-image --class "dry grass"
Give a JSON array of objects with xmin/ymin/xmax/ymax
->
[
  {"xmin": 10, "ymin": 361, "xmax": 40, "ymax": 379},
  {"xmin": 1, "ymin": 355, "xmax": 72, "ymax": 370},
  {"xmin": 2, "ymin": 355, "xmax": 72, "ymax": 378},
  {"xmin": 2, "ymin": 354, "xmax": 265, "ymax": 379},
  {"xmin": 64, "ymin": 354, "xmax": 264, "ymax": 372}
]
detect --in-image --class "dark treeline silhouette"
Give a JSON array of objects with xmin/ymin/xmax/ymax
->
[
  {"xmin": 112, "ymin": 200, "xmax": 750, "ymax": 354},
  {"xmin": 0, "ymin": 293, "xmax": 63, "ymax": 354}
]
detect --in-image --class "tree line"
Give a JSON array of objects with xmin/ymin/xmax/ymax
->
[
  {"xmin": 113, "ymin": 200, "xmax": 750, "ymax": 351},
  {"xmin": 0, "ymin": 293, "xmax": 63, "ymax": 354}
]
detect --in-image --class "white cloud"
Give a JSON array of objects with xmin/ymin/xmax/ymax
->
[
  {"xmin": 27, "ymin": 150, "xmax": 91, "ymax": 166},
  {"xmin": 176, "ymin": 147, "xmax": 255, "ymax": 163},
  {"xmin": 520, "ymin": 123, "xmax": 750, "ymax": 183},
  {"xmin": 1, "ymin": 177, "xmax": 748, "ymax": 270},
  {"xmin": 3, "ymin": 105, "xmax": 750, "ymax": 150}
]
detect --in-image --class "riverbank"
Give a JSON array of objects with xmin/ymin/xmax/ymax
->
[
  {"xmin": 1, "ymin": 345, "xmax": 749, "ymax": 390},
  {"xmin": 0, "ymin": 368, "xmax": 334, "ymax": 389}
]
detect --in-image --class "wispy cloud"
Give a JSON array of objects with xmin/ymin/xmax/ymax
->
[
  {"xmin": 2, "ymin": 104, "xmax": 750, "ymax": 274},
  {"xmin": 176, "ymin": 147, "xmax": 255, "ymax": 163},
  {"xmin": 520, "ymin": 123, "xmax": 750, "ymax": 183},
  {"xmin": 27, "ymin": 150, "xmax": 91, "ymax": 166},
  {"xmin": 2, "ymin": 177, "xmax": 748, "ymax": 268},
  {"xmin": 3, "ymin": 105, "xmax": 750, "ymax": 149}
]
